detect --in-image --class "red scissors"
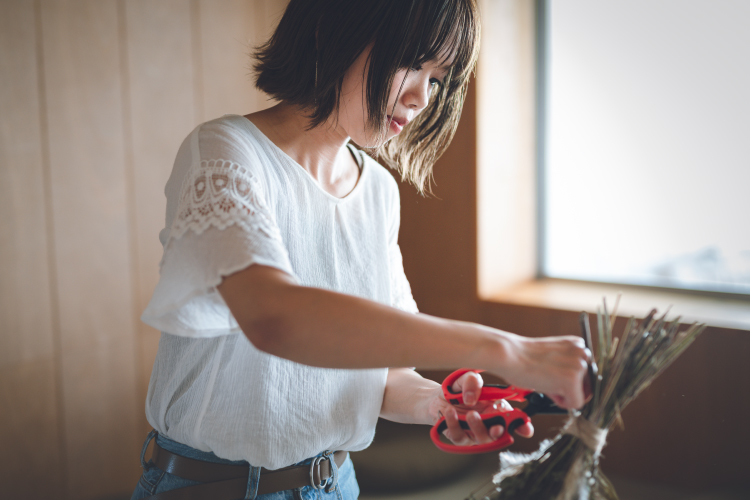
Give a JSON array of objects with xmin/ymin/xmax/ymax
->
[{"xmin": 430, "ymin": 368, "xmax": 567, "ymax": 454}]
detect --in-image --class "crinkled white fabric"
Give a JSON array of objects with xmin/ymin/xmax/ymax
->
[{"xmin": 141, "ymin": 115, "xmax": 418, "ymax": 469}]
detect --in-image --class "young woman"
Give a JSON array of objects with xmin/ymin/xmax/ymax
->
[{"xmin": 133, "ymin": 1, "xmax": 590, "ymax": 499}]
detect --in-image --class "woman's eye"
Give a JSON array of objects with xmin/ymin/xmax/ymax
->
[{"xmin": 429, "ymin": 78, "xmax": 442, "ymax": 88}]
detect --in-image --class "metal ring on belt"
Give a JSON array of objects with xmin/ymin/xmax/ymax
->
[{"xmin": 142, "ymin": 437, "xmax": 347, "ymax": 500}]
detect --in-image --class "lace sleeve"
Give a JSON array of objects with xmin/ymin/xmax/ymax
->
[
  {"xmin": 169, "ymin": 159, "xmax": 283, "ymax": 243},
  {"xmin": 142, "ymin": 159, "xmax": 295, "ymax": 338}
]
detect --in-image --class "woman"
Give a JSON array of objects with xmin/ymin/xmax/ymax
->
[{"xmin": 133, "ymin": 1, "xmax": 590, "ymax": 499}]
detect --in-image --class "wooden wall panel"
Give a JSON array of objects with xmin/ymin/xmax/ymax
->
[
  {"xmin": 197, "ymin": 0, "xmax": 263, "ymax": 120},
  {"xmin": 40, "ymin": 1, "xmax": 140, "ymax": 497},
  {"xmin": 0, "ymin": 361, "xmax": 65, "ymax": 497},
  {"xmin": 0, "ymin": 2, "xmax": 292, "ymax": 498},
  {"xmin": 0, "ymin": 1, "xmax": 63, "ymax": 497},
  {"xmin": 0, "ymin": 0, "xmax": 55, "ymax": 370},
  {"xmin": 124, "ymin": 0, "xmax": 197, "ymax": 437},
  {"xmin": 398, "ymin": 80, "xmax": 479, "ymax": 322}
]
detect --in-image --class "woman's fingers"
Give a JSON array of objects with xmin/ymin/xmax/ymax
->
[
  {"xmin": 441, "ymin": 409, "xmax": 534, "ymax": 446},
  {"xmin": 466, "ymin": 411, "xmax": 493, "ymax": 443},
  {"xmin": 442, "ymin": 408, "xmax": 472, "ymax": 445},
  {"xmin": 499, "ymin": 334, "xmax": 592, "ymax": 410},
  {"xmin": 450, "ymin": 370, "xmax": 484, "ymax": 406},
  {"xmin": 514, "ymin": 421, "xmax": 534, "ymax": 438},
  {"xmin": 443, "ymin": 409, "xmax": 503, "ymax": 445},
  {"xmin": 443, "ymin": 405, "xmax": 536, "ymax": 446}
]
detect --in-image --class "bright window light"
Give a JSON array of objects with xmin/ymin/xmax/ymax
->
[{"xmin": 543, "ymin": 0, "xmax": 750, "ymax": 294}]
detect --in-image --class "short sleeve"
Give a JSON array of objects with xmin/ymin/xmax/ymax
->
[
  {"xmin": 390, "ymin": 243, "xmax": 419, "ymax": 313},
  {"xmin": 385, "ymin": 177, "xmax": 418, "ymax": 314},
  {"xmin": 141, "ymin": 155, "xmax": 295, "ymax": 338}
]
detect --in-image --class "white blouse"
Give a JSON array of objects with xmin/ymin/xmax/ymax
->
[{"xmin": 141, "ymin": 115, "xmax": 418, "ymax": 469}]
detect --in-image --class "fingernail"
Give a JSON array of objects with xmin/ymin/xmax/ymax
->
[{"xmin": 464, "ymin": 391, "xmax": 475, "ymax": 405}]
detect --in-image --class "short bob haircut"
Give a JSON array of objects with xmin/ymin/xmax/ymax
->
[{"xmin": 253, "ymin": 0, "xmax": 480, "ymax": 194}]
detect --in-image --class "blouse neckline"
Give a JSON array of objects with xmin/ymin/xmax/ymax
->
[{"xmin": 233, "ymin": 114, "xmax": 368, "ymax": 204}]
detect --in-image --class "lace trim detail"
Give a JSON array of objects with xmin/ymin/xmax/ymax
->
[{"xmin": 169, "ymin": 159, "xmax": 283, "ymax": 243}]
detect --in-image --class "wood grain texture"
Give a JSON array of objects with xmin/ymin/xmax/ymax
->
[
  {"xmin": 124, "ymin": 0, "xmax": 196, "ymax": 437},
  {"xmin": 398, "ymin": 80, "xmax": 478, "ymax": 320},
  {"xmin": 0, "ymin": 0, "xmax": 55, "ymax": 367},
  {"xmin": 197, "ymin": 0, "xmax": 263, "ymax": 120},
  {"xmin": 0, "ymin": 359, "xmax": 65, "ymax": 498},
  {"xmin": 0, "ymin": 3, "xmax": 64, "ymax": 495},
  {"xmin": 40, "ymin": 1, "xmax": 140, "ymax": 497}
]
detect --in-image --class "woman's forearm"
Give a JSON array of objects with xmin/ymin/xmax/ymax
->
[
  {"xmin": 219, "ymin": 265, "xmax": 507, "ymax": 373},
  {"xmin": 218, "ymin": 264, "xmax": 590, "ymax": 408}
]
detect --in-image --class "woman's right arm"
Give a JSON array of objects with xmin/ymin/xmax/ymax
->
[{"xmin": 217, "ymin": 263, "xmax": 590, "ymax": 409}]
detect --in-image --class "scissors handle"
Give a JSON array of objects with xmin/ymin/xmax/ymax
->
[
  {"xmin": 430, "ymin": 408, "xmax": 530, "ymax": 454},
  {"xmin": 442, "ymin": 368, "xmax": 535, "ymax": 405}
]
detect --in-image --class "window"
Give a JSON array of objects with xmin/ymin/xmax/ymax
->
[
  {"xmin": 477, "ymin": 0, "xmax": 750, "ymax": 299},
  {"xmin": 541, "ymin": 0, "xmax": 750, "ymax": 295}
]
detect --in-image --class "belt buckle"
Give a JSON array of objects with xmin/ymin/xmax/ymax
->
[{"xmin": 308, "ymin": 453, "xmax": 337, "ymax": 492}]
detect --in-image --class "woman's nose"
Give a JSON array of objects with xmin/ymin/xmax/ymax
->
[{"xmin": 402, "ymin": 77, "xmax": 432, "ymax": 111}]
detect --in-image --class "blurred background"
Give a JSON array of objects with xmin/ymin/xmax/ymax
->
[{"xmin": 1, "ymin": 1, "xmax": 748, "ymax": 499}]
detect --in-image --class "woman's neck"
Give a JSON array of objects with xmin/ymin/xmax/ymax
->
[{"xmin": 244, "ymin": 103, "xmax": 360, "ymax": 197}]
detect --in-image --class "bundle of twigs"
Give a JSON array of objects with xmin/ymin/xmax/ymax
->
[{"xmin": 467, "ymin": 299, "xmax": 706, "ymax": 500}]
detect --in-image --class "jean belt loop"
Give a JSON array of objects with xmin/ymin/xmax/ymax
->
[
  {"xmin": 140, "ymin": 429, "xmax": 158, "ymax": 471},
  {"xmin": 324, "ymin": 450, "xmax": 339, "ymax": 493},
  {"xmin": 243, "ymin": 463, "xmax": 261, "ymax": 500}
]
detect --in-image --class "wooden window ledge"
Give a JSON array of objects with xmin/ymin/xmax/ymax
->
[{"xmin": 485, "ymin": 278, "xmax": 750, "ymax": 332}]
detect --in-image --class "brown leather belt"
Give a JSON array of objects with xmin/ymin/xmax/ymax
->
[{"xmin": 143, "ymin": 440, "xmax": 348, "ymax": 500}]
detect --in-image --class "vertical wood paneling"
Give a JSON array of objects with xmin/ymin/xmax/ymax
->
[
  {"xmin": 0, "ymin": 3, "xmax": 63, "ymax": 497},
  {"xmin": 124, "ymin": 0, "xmax": 197, "ymax": 437},
  {"xmin": 197, "ymin": 0, "xmax": 264, "ymax": 120},
  {"xmin": 40, "ymin": 1, "xmax": 140, "ymax": 497},
  {"xmin": 0, "ymin": 361, "xmax": 65, "ymax": 497},
  {"xmin": 0, "ymin": 0, "xmax": 55, "ymax": 370}
]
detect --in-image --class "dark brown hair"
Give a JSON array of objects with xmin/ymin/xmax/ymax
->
[{"xmin": 253, "ymin": 0, "xmax": 480, "ymax": 194}]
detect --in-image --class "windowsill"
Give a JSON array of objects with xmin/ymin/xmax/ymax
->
[{"xmin": 484, "ymin": 278, "xmax": 750, "ymax": 332}]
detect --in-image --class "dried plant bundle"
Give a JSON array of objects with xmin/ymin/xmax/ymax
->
[{"xmin": 467, "ymin": 299, "xmax": 706, "ymax": 500}]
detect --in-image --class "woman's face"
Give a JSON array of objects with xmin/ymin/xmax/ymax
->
[{"xmin": 337, "ymin": 46, "xmax": 451, "ymax": 148}]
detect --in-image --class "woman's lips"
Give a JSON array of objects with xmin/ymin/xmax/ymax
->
[{"xmin": 387, "ymin": 115, "xmax": 407, "ymax": 134}]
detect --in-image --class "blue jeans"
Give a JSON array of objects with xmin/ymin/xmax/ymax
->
[{"xmin": 131, "ymin": 431, "xmax": 360, "ymax": 500}]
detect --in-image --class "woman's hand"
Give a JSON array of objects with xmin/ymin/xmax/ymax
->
[
  {"xmin": 492, "ymin": 332, "xmax": 592, "ymax": 410},
  {"xmin": 428, "ymin": 370, "xmax": 533, "ymax": 447}
]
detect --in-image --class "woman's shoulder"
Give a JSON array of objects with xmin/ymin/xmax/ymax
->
[
  {"xmin": 194, "ymin": 114, "xmax": 267, "ymax": 162},
  {"xmin": 181, "ymin": 114, "xmax": 288, "ymax": 194}
]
